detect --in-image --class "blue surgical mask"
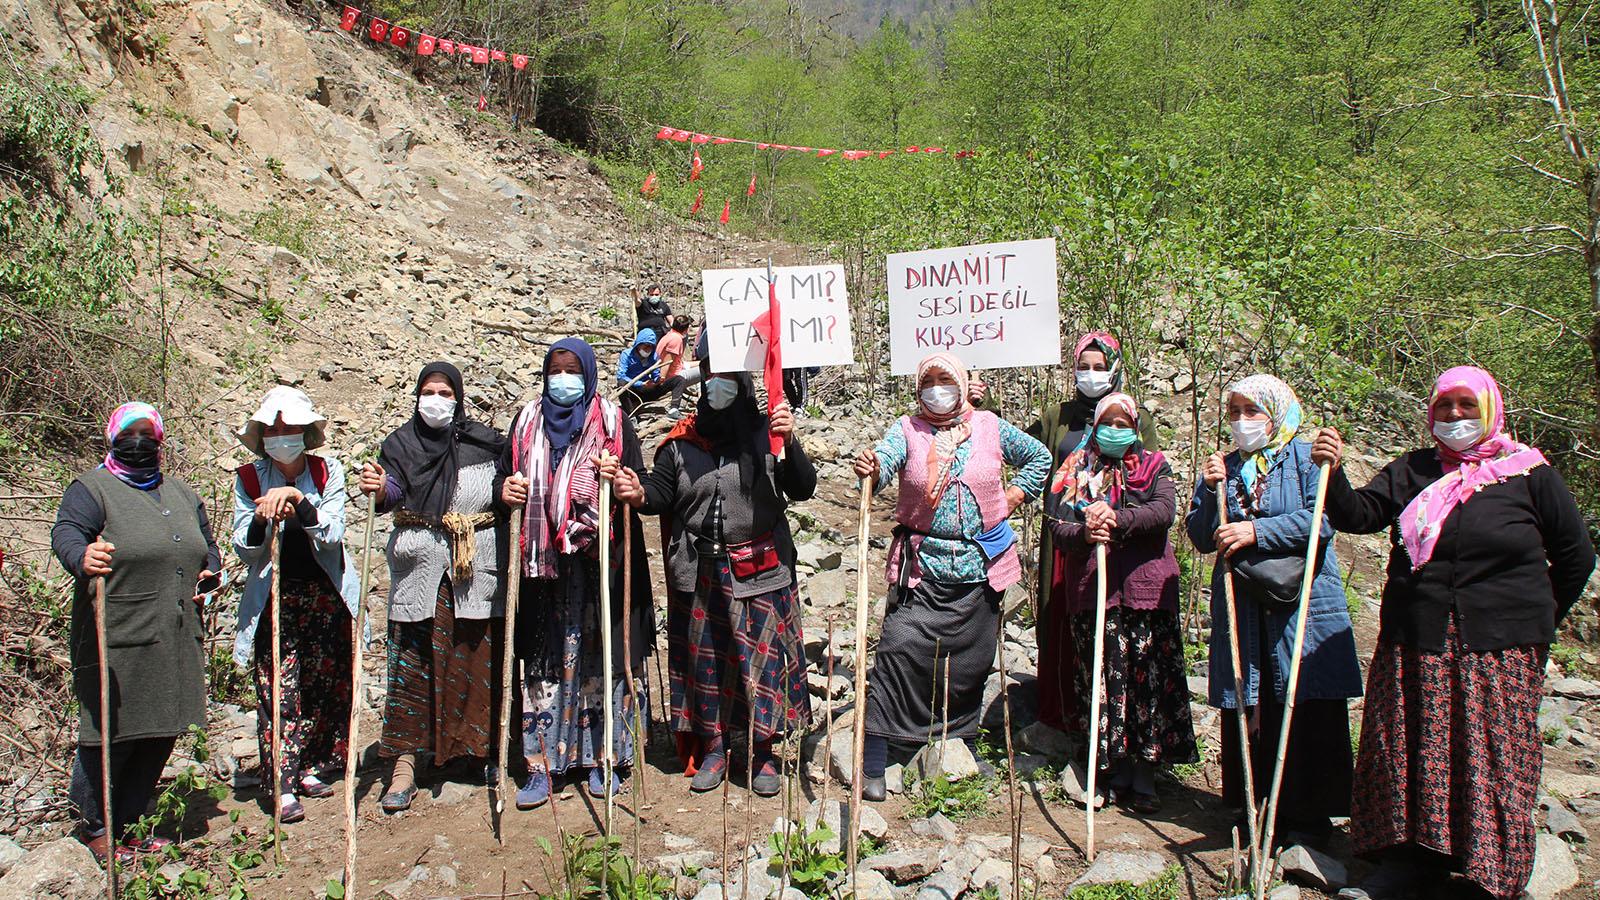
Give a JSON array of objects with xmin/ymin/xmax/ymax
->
[
  {"xmin": 1094, "ymin": 426, "xmax": 1138, "ymax": 458},
  {"xmin": 546, "ymin": 372, "xmax": 586, "ymax": 406}
]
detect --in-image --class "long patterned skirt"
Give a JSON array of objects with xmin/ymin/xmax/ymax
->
[
  {"xmin": 864, "ymin": 580, "xmax": 998, "ymax": 744},
  {"xmin": 253, "ymin": 573, "xmax": 354, "ymax": 796},
  {"xmin": 1069, "ymin": 606, "xmax": 1196, "ymax": 767},
  {"xmin": 519, "ymin": 556, "xmax": 646, "ymax": 775},
  {"xmin": 1352, "ymin": 615, "xmax": 1546, "ymax": 899},
  {"xmin": 380, "ymin": 577, "xmax": 503, "ymax": 765},
  {"xmin": 668, "ymin": 558, "xmax": 810, "ymax": 740}
]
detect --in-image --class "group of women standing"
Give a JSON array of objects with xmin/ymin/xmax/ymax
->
[{"xmin": 52, "ymin": 325, "xmax": 1596, "ymax": 899}]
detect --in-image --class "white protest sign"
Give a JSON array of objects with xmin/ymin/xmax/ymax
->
[
  {"xmin": 885, "ymin": 238, "xmax": 1060, "ymax": 375},
  {"xmin": 701, "ymin": 264, "xmax": 855, "ymax": 374}
]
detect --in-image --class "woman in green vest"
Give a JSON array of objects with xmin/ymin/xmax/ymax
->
[{"xmin": 51, "ymin": 402, "xmax": 220, "ymax": 862}]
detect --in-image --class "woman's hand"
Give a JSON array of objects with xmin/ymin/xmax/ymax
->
[
  {"xmin": 852, "ymin": 448, "xmax": 879, "ymax": 482},
  {"xmin": 1084, "ymin": 501, "xmax": 1116, "ymax": 533},
  {"xmin": 254, "ymin": 486, "xmax": 303, "ymax": 522},
  {"xmin": 502, "ymin": 474, "xmax": 529, "ymax": 508},
  {"xmin": 967, "ymin": 378, "xmax": 988, "ymax": 406},
  {"xmin": 770, "ymin": 403, "xmax": 795, "ymax": 440},
  {"xmin": 192, "ymin": 570, "xmax": 217, "ymax": 606},
  {"xmin": 82, "ymin": 539, "xmax": 115, "ymax": 577},
  {"xmin": 611, "ymin": 466, "xmax": 645, "ymax": 508},
  {"xmin": 1005, "ymin": 485, "xmax": 1026, "ymax": 514},
  {"xmin": 359, "ymin": 462, "xmax": 387, "ymax": 496},
  {"xmin": 594, "ymin": 451, "xmax": 624, "ymax": 483},
  {"xmin": 1087, "ymin": 522, "xmax": 1112, "ymax": 545},
  {"xmin": 1214, "ymin": 521, "xmax": 1257, "ymax": 558},
  {"xmin": 1202, "ymin": 452, "xmax": 1228, "ymax": 487},
  {"xmin": 1311, "ymin": 427, "xmax": 1344, "ymax": 469}
]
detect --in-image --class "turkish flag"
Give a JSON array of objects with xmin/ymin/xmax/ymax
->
[
  {"xmin": 512, "ymin": 54, "xmax": 528, "ymax": 69},
  {"xmin": 690, "ymin": 189, "xmax": 703, "ymax": 215},
  {"xmin": 905, "ymin": 146, "xmax": 921, "ymax": 153},
  {"xmin": 491, "ymin": 49, "xmax": 506, "ymax": 61},
  {"xmin": 750, "ymin": 271, "xmax": 785, "ymax": 455},
  {"xmin": 878, "ymin": 151, "xmax": 893, "ymax": 159},
  {"xmin": 472, "ymin": 47, "xmax": 489, "ymax": 64},
  {"xmin": 842, "ymin": 150, "xmax": 870, "ymax": 160},
  {"xmin": 417, "ymin": 34, "xmax": 436, "ymax": 55},
  {"xmin": 655, "ymin": 126, "xmax": 673, "ymax": 139},
  {"xmin": 924, "ymin": 147, "xmax": 945, "ymax": 154},
  {"xmin": 368, "ymin": 18, "xmax": 389, "ymax": 41},
  {"xmin": 438, "ymin": 39, "xmax": 454, "ymax": 53},
  {"xmin": 756, "ymin": 143, "xmax": 771, "ymax": 150},
  {"xmin": 689, "ymin": 149, "xmax": 703, "ymax": 181},
  {"xmin": 712, "ymin": 137, "xmax": 734, "ymax": 145},
  {"xmin": 719, "ymin": 200, "xmax": 730, "ymax": 225},
  {"xmin": 816, "ymin": 148, "xmax": 837, "ymax": 157},
  {"xmin": 641, "ymin": 171, "xmax": 658, "ymax": 197},
  {"xmin": 747, "ymin": 173, "xmax": 757, "ymax": 196},
  {"xmin": 389, "ymin": 26, "xmax": 410, "ymax": 47},
  {"xmin": 457, "ymin": 43, "xmax": 474, "ymax": 56},
  {"xmin": 476, "ymin": 94, "xmax": 488, "ymax": 111},
  {"xmin": 690, "ymin": 133, "xmax": 711, "ymax": 144},
  {"xmin": 340, "ymin": 6, "xmax": 359, "ymax": 30}
]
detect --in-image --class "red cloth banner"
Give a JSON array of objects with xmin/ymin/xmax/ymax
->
[
  {"xmin": 417, "ymin": 34, "xmax": 436, "ymax": 55},
  {"xmin": 476, "ymin": 94, "xmax": 488, "ymax": 111},
  {"xmin": 719, "ymin": 200, "xmax": 730, "ymax": 225},
  {"xmin": 340, "ymin": 6, "xmax": 359, "ymax": 30},
  {"xmin": 690, "ymin": 189, "xmax": 703, "ymax": 214},
  {"xmin": 457, "ymin": 43, "xmax": 474, "ymax": 55},
  {"xmin": 368, "ymin": 18, "xmax": 389, "ymax": 41},
  {"xmin": 690, "ymin": 133, "xmax": 710, "ymax": 144},
  {"xmin": 815, "ymin": 148, "xmax": 837, "ymax": 157},
  {"xmin": 491, "ymin": 49, "xmax": 506, "ymax": 61},
  {"xmin": 750, "ymin": 273, "xmax": 785, "ymax": 455},
  {"xmin": 471, "ymin": 47, "xmax": 490, "ymax": 64},
  {"xmin": 390, "ymin": 26, "xmax": 410, "ymax": 47},
  {"xmin": 690, "ymin": 149, "xmax": 703, "ymax": 181},
  {"xmin": 438, "ymin": 38, "xmax": 454, "ymax": 53},
  {"xmin": 512, "ymin": 53, "xmax": 528, "ymax": 69},
  {"xmin": 747, "ymin": 173, "xmax": 757, "ymax": 196}
]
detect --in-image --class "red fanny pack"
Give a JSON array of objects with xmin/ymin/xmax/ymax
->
[{"xmin": 727, "ymin": 534, "xmax": 781, "ymax": 579}]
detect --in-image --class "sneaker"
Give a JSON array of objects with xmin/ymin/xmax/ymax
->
[
  {"xmin": 588, "ymin": 766, "xmax": 630, "ymax": 798},
  {"xmin": 751, "ymin": 758, "xmax": 782, "ymax": 798},
  {"xmin": 516, "ymin": 771, "xmax": 551, "ymax": 810},
  {"xmin": 666, "ymin": 407, "xmax": 685, "ymax": 421},
  {"xmin": 691, "ymin": 752, "xmax": 727, "ymax": 792}
]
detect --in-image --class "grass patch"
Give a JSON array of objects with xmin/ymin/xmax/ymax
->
[
  {"xmin": 1066, "ymin": 864, "xmax": 1182, "ymax": 899},
  {"xmin": 906, "ymin": 772, "xmax": 995, "ymax": 821}
]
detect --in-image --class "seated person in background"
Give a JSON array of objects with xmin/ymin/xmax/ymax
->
[
  {"xmin": 657, "ymin": 316, "xmax": 702, "ymax": 421},
  {"xmin": 617, "ymin": 329, "xmax": 665, "ymax": 416}
]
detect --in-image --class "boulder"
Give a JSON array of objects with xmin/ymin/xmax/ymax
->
[
  {"xmin": 1549, "ymin": 676, "xmax": 1600, "ymax": 700},
  {"xmin": 911, "ymin": 739, "xmax": 982, "ymax": 782},
  {"xmin": 802, "ymin": 799, "xmax": 887, "ymax": 854},
  {"xmin": 1523, "ymin": 833, "xmax": 1579, "ymax": 900},
  {"xmin": 1541, "ymin": 796, "xmax": 1590, "ymax": 843},
  {"xmin": 968, "ymin": 858, "xmax": 1012, "ymax": 894},
  {"xmin": 848, "ymin": 868, "xmax": 894, "ymax": 900},
  {"xmin": 910, "ymin": 812, "xmax": 960, "ymax": 843},
  {"xmin": 1017, "ymin": 722, "xmax": 1073, "ymax": 760},
  {"xmin": 0, "ymin": 838, "xmax": 105, "ymax": 900},
  {"xmin": 1067, "ymin": 850, "xmax": 1170, "ymax": 889},
  {"xmin": 1277, "ymin": 844, "xmax": 1347, "ymax": 891},
  {"xmin": 1058, "ymin": 760, "xmax": 1105, "ymax": 809},
  {"xmin": 0, "ymin": 839, "xmax": 26, "ymax": 877},
  {"xmin": 1542, "ymin": 768, "xmax": 1600, "ymax": 799},
  {"xmin": 866, "ymin": 848, "xmax": 941, "ymax": 883}
]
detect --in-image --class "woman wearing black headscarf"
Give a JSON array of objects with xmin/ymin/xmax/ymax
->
[
  {"xmin": 495, "ymin": 339, "xmax": 653, "ymax": 806},
  {"xmin": 358, "ymin": 362, "xmax": 507, "ymax": 812},
  {"xmin": 613, "ymin": 341, "xmax": 815, "ymax": 796}
]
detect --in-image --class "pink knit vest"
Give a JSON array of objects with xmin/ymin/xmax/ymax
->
[{"xmin": 888, "ymin": 410, "xmax": 1022, "ymax": 591}]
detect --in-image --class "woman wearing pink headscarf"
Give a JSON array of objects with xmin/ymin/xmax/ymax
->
[
  {"xmin": 1315, "ymin": 367, "xmax": 1595, "ymax": 900},
  {"xmin": 851, "ymin": 352, "xmax": 1051, "ymax": 801}
]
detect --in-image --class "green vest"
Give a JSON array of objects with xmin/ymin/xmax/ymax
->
[{"xmin": 71, "ymin": 468, "xmax": 208, "ymax": 745}]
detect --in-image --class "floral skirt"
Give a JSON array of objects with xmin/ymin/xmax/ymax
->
[
  {"xmin": 668, "ymin": 558, "xmax": 810, "ymax": 741},
  {"xmin": 380, "ymin": 577, "xmax": 503, "ymax": 765},
  {"xmin": 1069, "ymin": 606, "xmax": 1196, "ymax": 767},
  {"xmin": 1352, "ymin": 615, "xmax": 1546, "ymax": 899},
  {"xmin": 253, "ymin": 574, "xmax": 353, "ymax": 795}
]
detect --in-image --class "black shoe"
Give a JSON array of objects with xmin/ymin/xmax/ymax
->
[
  {"xmin": 379, "ymin": 785, "xmax": 416, "ymax": 813},
  {"xmin": 279, "ymin": 797, "xmax": 306, "ymax": 824},
  {"xmin": 863, "ymin": 775, "xmax": 886, "ymax": 802},
  {"xmin": 691, "ymin": 752, "xmax": 726, "ymax": 792}
]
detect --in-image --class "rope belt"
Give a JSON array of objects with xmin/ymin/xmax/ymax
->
[{"xmin": 394, "ymin": 510, "xmax": 496, "ymax": 581}]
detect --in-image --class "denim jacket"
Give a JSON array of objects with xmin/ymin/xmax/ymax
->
[
  {"xmin": 1185, "ymin": 438, "xmax": 1363, "ymax": 707},
  {"xmin": 231, "ymin": 457, "xmax": 362, "ymax": 667}
]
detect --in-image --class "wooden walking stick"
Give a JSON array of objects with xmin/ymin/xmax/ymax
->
[
  {"xmin": 821, "ymin": 617, "xmax": 835, "ymax": 809},
  {"xmin": 620, "ymin": 509, "xmax": 646, "ymax": 806},
  {"xmin": 494, "ymin": 503, "xmax": 524, "ymax": 844},
  {"xmin": 269, "ymin": 523, "xmax": 285, "ymax": 863},
  {"xmin": 1216, "ymin": 494, "xmax": 1261, "ymax": 889},
  {"xmin": 1084, "ymin": 541, "xmax": 1108, "ymax": 862},
  {"xmin": 92, "ymin": 575, "xmax": 116, "ymax": 900},
  {"xmin": 1255, "ymin": 461, "xmax": 1333, "ymax": 897},
  {"xmin": 598, "ymin": 475, "xmax": 617, "ymax": 845},
  {"xmin": 847, "ymin": 477, "xmax": 873, "ymax": 899},
  {"xmin": 342, "ymin": 493, "xmax": 378, "ymax": 897},
  {"xmin": 997, "ymin": 613, "xmax": 1021, "ymax": 900}
]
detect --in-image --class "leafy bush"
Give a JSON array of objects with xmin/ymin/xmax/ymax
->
[
  {"xmin": 905, "ymin": 772, "xmax": 994, "ymax": 821},
  {"xmin": 1066, "ymin": 865, "xmax": 1181, "ymax": 899}
]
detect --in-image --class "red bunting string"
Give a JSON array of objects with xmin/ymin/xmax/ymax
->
[
  {"xmin": 651, "ymin": 124, "xmax": 973, "ymax": 160},
  {"xmin": 335, "ymin": 3, "xmax": 547, "ymax": 80}
]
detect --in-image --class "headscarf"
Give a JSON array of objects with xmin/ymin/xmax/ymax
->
[
  {"xmin": 1227, "ymin": 373, "xmax": 1304, "ymax": 504},
  {"xmin": 1064, "ymin": 332, "xmax": 1125, "ymax": 427},
  {"xmin": 915, "ymin": 352, "xmax": 975, "ymax": 506},
  {"xmin": 659, "ymin": 368, "xmax": 769, "ymax": 491},
  {"xmin": 237, "ymin": 386, "xmax": 327, "ymax": 457},
  {"xmin": 101, "ymin": 402, "xmax": 165, "ymax": 489},
  {"xmin": 1050, "ymin": 392, "xmax": 1166, "ymax": 510},
  {"xmin": 537, "ymin": 338, "xmax": 598, "ymax": 467},
  {"xmin": 378, "ymin": 362, "xmax": 505, "ymax": 521},
  {"xmin": 1399, "ymin": 366, "xmax": 1548, "ymax": 570}
]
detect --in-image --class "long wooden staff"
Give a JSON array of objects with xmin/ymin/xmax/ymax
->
[
  {"xmin": 1254, "ymin": 461, "xmax": 1333, "ymax": 897},
  {"xmin": 1084, "ymin": 541, "xmax": 1108, "ymax": 862},
  {"xmin": 93, "ymin": 575, "xmax": 116, "ymax": 900},
  {"xmin": 599, "ymin": 476, "xmax": 617, "ymax": 841},
  {"xmin": 342, "ymin": 493, "xmax": 378, "ymax": 896},
  {"xmin": 269, "ymin": 523, "xmax": 285, "ymax": 863},
  {"xmin": 621, "ymin": 510, "xmax": 645, "ymax": 805},
  {"xmin": 996, "ymin": 611, "xmax": 1020, "ymax": 900},
  {"xmin": 494, "ymin": 503, "xmax": 524, "ymax": 844},
  {"xmin": 847, "ymin": 477, "xmax": 873, "ymax": 899},
  {"xmin": 1216, "ymin": 493, "xmax": 1261, "ymax": 888}
]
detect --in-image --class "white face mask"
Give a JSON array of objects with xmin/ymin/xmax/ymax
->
[
  {"xmin": 1230, "ymin": 417, "xmax": 1274, "ymax": 454},
  {"xmin": 263, "ymin": 434, "xmax": 305, "ymax": 464},
  {"xmin": 920, "ymin": 385, "xmax": 961, "ymax": 415},
  {"xmin": 1076, "ymin": 368, "xmax": 1114, "ymax": 399},
  {"xmin": 417, "ymin": 394, "xmax": 457, "ymax": 429},
  {"xmin": 704, "ymin": 377, "xmax": 740, "ymax": 410},
  {"xmin": 1432, "ymin": 418, "xmax": 1486, "ymax": 452}
]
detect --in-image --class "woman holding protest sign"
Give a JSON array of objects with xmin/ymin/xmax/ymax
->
[
  {"xmin": 850, "ymin": 351, "xmax": 1051, "ymax": 801},
  {"xmin": 612, "ymin": 339, "xmax": 814, "ymax": 796}
]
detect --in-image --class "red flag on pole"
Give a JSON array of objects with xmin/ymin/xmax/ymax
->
[
  {"xmin": 690, "ymin": 149, "xmax": 703, "ymax": 181},
  {"xmin": 476, "ymin": 93, "xmax": 488, "ymax": 111},
  {"xmin": 719, "ymin": 200, "xmax": 730, "ymax": 225},
  {"xmin": 641, "ymin": 171, "xmax": 658, "ymax": 197},
  {"xmin": 340, "ymin": 6, "xmax": 359, "ymax": 30},
  {"xmin": 368, "ymin": 18, "xmax": 389, "ymax": 41},
  {"xmin": 747, "ymin": 173, "xmax": 757, "ymax": 196},
  {"xmin": 690, "ymin": 189, "xmax": 703, "ymax": 215},
  {"xmin": 417, "ymin": 34, "xmax": 436, "ymax": 54},
  {"xmin": 750, "ymin": 263, "xmax": 785, "ymax": 455},
  {"xmin": 512, "ymin": 54, "xmax": 528, "ymax": 69},
  {"xmin": 389, "ymin": 26, "xmax": 410, "ymax": 47}
]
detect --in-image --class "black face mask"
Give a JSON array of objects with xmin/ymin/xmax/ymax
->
[{"xmin": 111, "ymin": 434, "xmax": 161, "ymax": 470}]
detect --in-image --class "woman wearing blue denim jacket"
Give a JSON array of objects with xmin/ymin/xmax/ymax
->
[
  {"xmin": 231, "ymin": 387, "xmax": 361, "ymax": 824},
  {"xmin": 1185, "ymin": 374, "xmax": 1362, "ymax": 849}
]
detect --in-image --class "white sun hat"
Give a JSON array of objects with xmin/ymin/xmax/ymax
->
[{"xmin": 237, "ymin": 385, "xmax": 329, "ymax": 456}]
